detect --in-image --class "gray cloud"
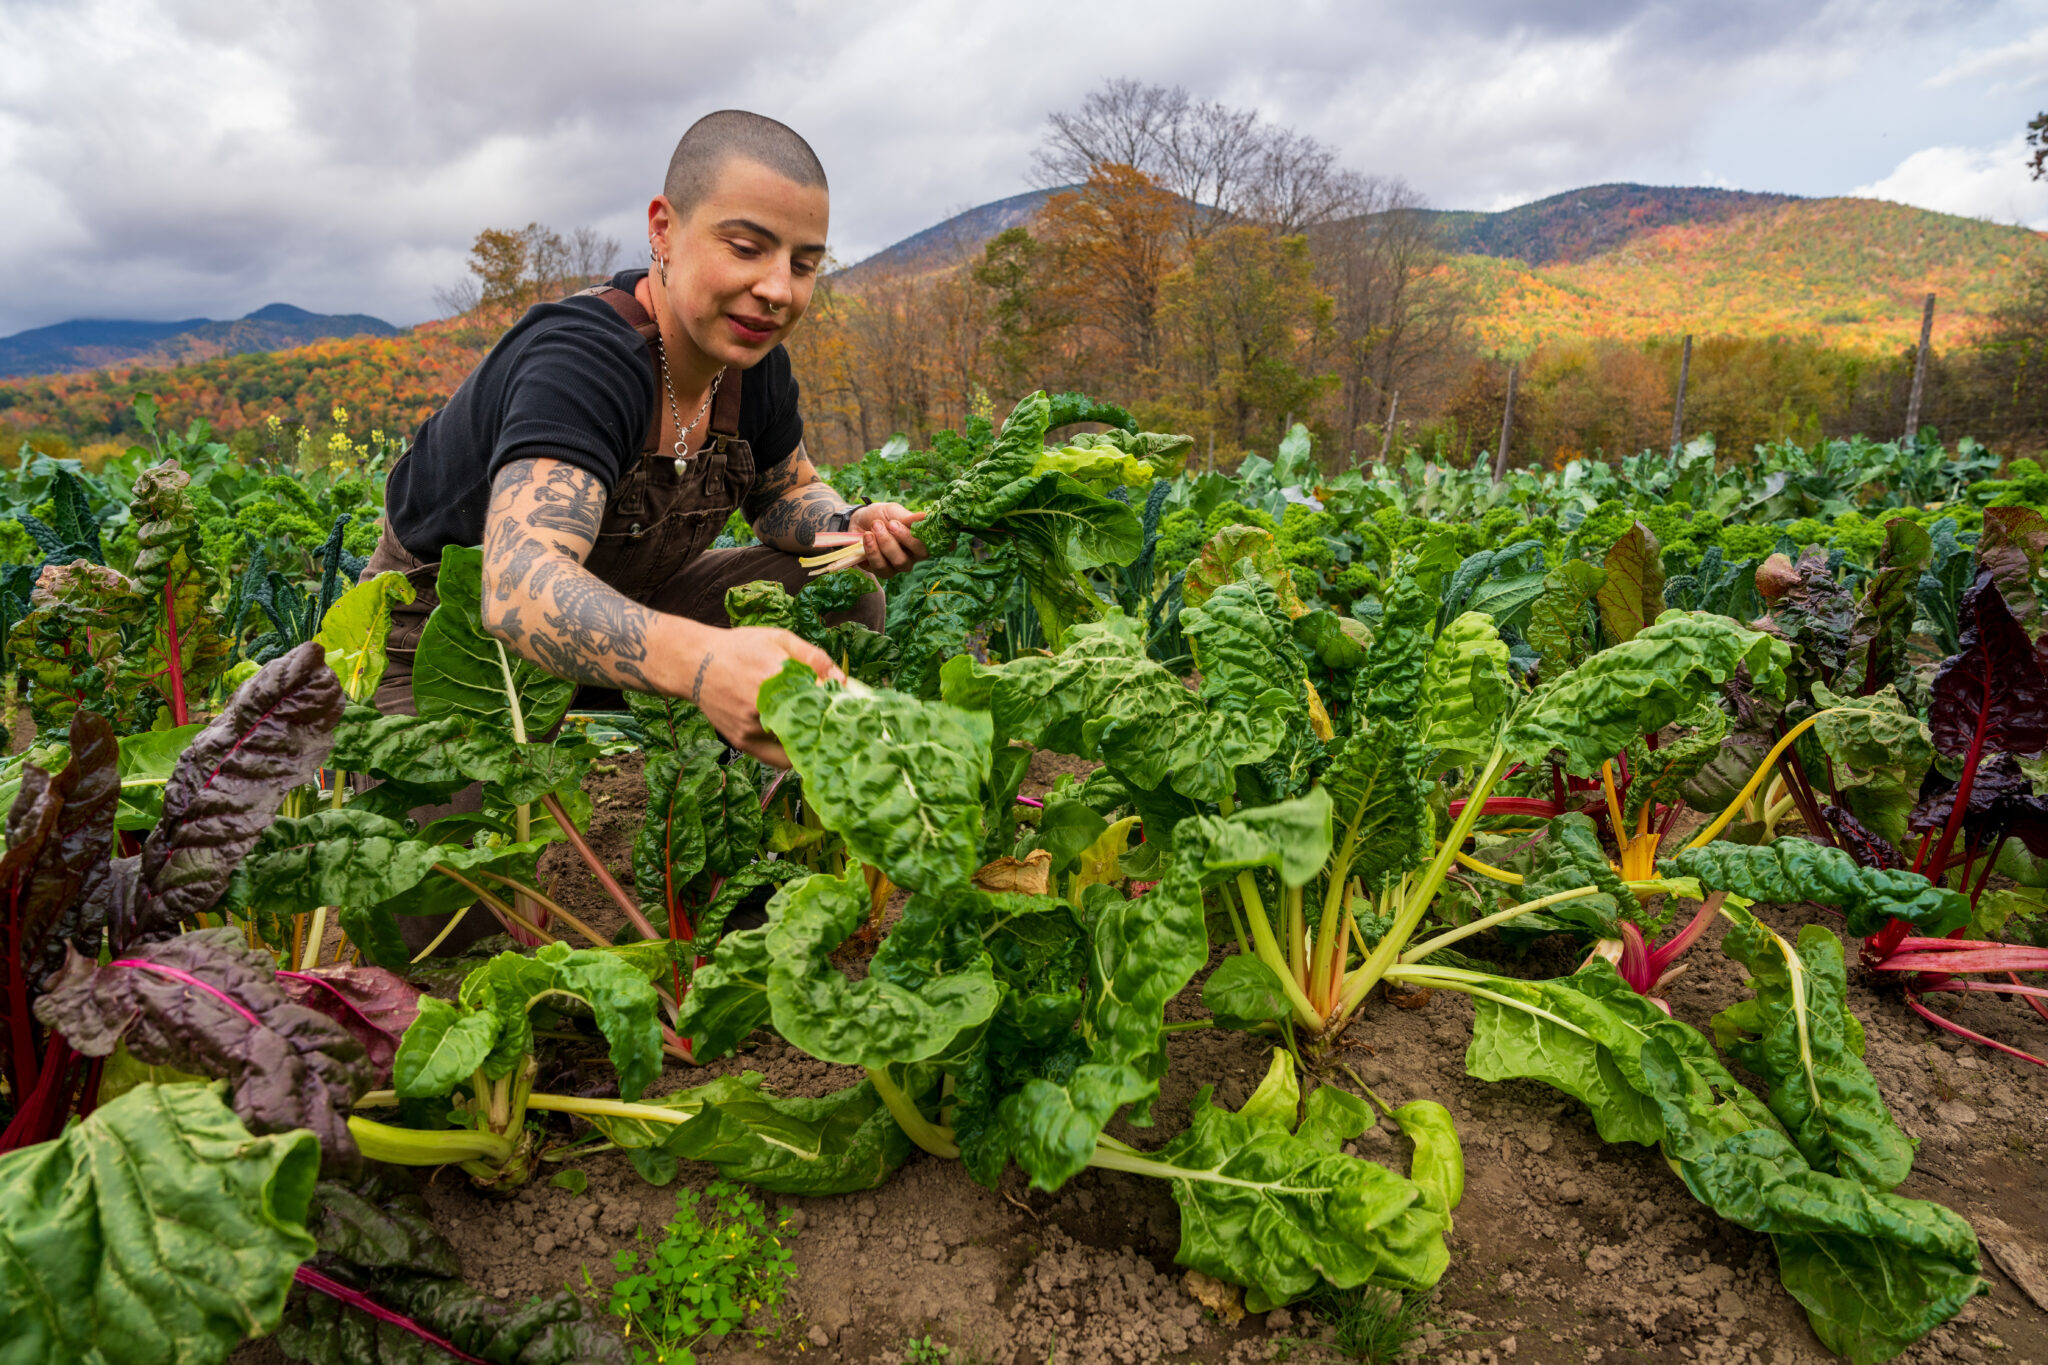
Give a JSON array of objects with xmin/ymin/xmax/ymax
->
[{"xmin": 0, "ymin": 0, "xmax": 2029, "ymax": 334}]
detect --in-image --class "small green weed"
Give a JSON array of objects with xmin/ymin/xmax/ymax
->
[
  {"xmin": 1305, "ymin": 1285, "xmax": 1434, "ymax": 1363},
  {"xmin": 902, "ymin": 1337, "xmax": 953, "ymax": 1365},
  {"xmin": 598, "ymin": 1180, "xmax": 797, "ymax": 1365}
]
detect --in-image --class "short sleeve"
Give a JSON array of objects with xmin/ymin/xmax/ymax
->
[
  {"xmin": 748, "ymin": 346, "xmax": 805, "ymax": 469},
  {"xmin": 487, "ymin": 320, "xmax": 652, "ymax": 493}
]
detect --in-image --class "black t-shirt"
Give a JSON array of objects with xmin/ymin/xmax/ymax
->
[{"xmin": 385, "ymin": 268, "xmax": 804, "ymax": 558}]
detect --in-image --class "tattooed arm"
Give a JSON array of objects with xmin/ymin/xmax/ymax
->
[
  {"xmin": 479, "ymin": 456, "xmax": 838, "ymax": 766},
  {"xmin": 743, "ymin": 443, "xmax": 929, "ymax": 577}
]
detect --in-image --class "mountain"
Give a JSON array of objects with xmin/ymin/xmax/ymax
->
[
  {"xmin": 840, "ymin": 180, "xmax": 2048, "ymax": 352},
  {"xmin": 837, "ymin": 188, "xmax": 1065, "ymax": 282},
  {"xmin": 1456, "ymin": 192, "xmax": 2048, "ymax": 353},
  {"xmin": 0, "ymin": 302, "xmax": 401, "ymax": 379},
  {"xmin": 1421, "ymin": 184, "xmax": 1802, "ymax": 265}
]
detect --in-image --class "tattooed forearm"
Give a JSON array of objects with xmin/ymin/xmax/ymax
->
[
  {"xmin": 744, "ymin": 447, "xmax": 852, "ymax": 552},
  {"xmin": 527, "ymin": 464, "xmax": 606, "ymax": 539},
  {"xmin": 690, "ymin": 654, "xmax": 712, "ymax": 706},
  {"xmin": 479, "ymin": 457, "xmax": 668, "ymax": 694}
]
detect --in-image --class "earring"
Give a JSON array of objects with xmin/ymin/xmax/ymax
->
[{"xmin": 650, "ymin": 243, "xmax": 666, "ymax": 284}]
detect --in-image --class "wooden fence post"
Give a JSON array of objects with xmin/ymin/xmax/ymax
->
[
  {"xmin": 1491, "ymin": 362, "xmax": 1518, "ymax": 483},
  {"xmin": 1379, "ymin": 390, "xmax": 1400, "ymax": 463},
  {"xmin": 1903, "ymin": 292, "xmax": 1935, "ymax": 445},
  {"xmin": 1671, "ymin": 334, "xmax": 1692, "ymax": 449}
]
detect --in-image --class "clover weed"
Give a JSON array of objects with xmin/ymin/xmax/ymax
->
[{"xmin": 603, "ymin": 1180, "xmax": 797, "ymax": 1365}]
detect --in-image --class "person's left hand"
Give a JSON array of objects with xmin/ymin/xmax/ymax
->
[{"xmin": 846, "ymin": 504, "xmax": 929, "ymax": 578}]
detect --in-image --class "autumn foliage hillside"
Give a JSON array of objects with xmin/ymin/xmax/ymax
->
[{"xmin": 1455, "ymin": 195, "xmax": 2048, "ymax": 353}]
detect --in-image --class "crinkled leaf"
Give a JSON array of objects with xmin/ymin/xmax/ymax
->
[
  {"xmin": 123, "ymin": 642, "xmax": 344, "ymax": 946},
  {"xmin": 1415, "ymin": 611, "xmax": 1512, "ymax": 772},
  {"xmin": 410, "ymin": 544, "xmax": 576, "ymax": 739},
  {"xmin": 1637, "ymin": 1038, "xmax": 1982, "ymax": 1365},
  {"xmin": 1146, "ymin": 1051, "xmax": 1450, "ymax": 1311},
  {"xmin": 1842, "ymin": 520, "xmax": 1932, "ymax": 695},
  {"xmin": 1, "ymin": 709, "xmax": 118, "ymax": 994},
  {"xmin": 582, "ymin": 1074, "xmax": 913, "ymax": 1196},
  {"xmin": 1356, "ymin": 576, "xmax": 1436, "ymax": 722},
  {"xmin": 276, "ymin": 967, "xmax": 421, "ymax": 1088},
  {"xmin": 36, "ymin": 927, "xmax": 373, "ymax": 1168},
  {"xmin": 278, "ymin": 1266, "xmax": 625, "ymax": 1365},
  {"xmin": 1505, "ymin": 612, "xmax": 1790, "ymax": 775},
  {"xmin": 1323, "ymin": 719, "xmax": 1431, "ymax": 896},
  {"xmin": 1184, "ymin": 525, "xmax": 1306, "ymax": 618},
  {"xmin": 1670, "ymin": 840, "xmax": 1968, "ymax": 939},
  {"xmin": 755, "ymin": 872, "xmax": 998, "ymax": 1069},
  {"xmin": 1927, "ymin": 570, "xmax": 2048, "ymax": 760},
  {"xmin": 0, "ymin": 1082, "xmax": 319, "ymax": 1365},
  {"xmin": 1711, "ymin": 912, "xmax": 1913, "ymax": 1192},
  {"xmin": 758, "ymin": 663, "xmax": 992, "ymax": 893},
  {"xmin": 939, "ymin": 617, "xmax": 1286, "ymax": 807},
  {"xmin": 1622, "ymin": 706, "xmax": 1729, "ymax": 825}
]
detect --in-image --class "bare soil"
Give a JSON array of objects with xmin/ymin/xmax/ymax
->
[{"xmin": 247, "ymin": 752, "xmax": 2048, "ymax": 1365}]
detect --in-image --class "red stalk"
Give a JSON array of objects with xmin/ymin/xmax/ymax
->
[
  {"xmin": 538, "ymin": 793, "xmax": 658, "ymax": 941},
  {"xmin": 1901, "ymin": 991, "xmax": 2047, "ymax": 1067},
  {"xmin": 3, "ymin": 919, "xmax": 40, "ymax": 1099},
  {"xmin": 1922, "ymin": 714, "xmax": 1990, "ymax": 880},
  {"xmin": 162, "ymin": 578, "xmax": 189, "ymax": 727},
  {"xmin": 1647, "ymin": 892, "xmax": 1725, "ymax": 978},
  {"xmin": 1919, "ymin": 978, "xmax": 2048, "ymax": 1002},
  {"xmin": 1873, "ymin": 946, "xmax": 2048, "ymax": 974},
  {"xmin": 1446, "ymin": 796, "xmax": 1565, "ymax": 820},
  {"xmin": 0, "ymin": 1036, "xmax": 77, "ymax": 1154},
  {"xmin": 1617, "ymin": 922, "xmax": 1652, "ymax": 994},
  {"xmin": 2011, "ymin": 972, "xmax": 2048, "ymax": 1026},
  {"xmin": 292, "ymin": 1267, "xmax": 489, "ymax": 1365}
]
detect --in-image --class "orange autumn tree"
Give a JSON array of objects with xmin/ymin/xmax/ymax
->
[{"xmin": 1036, "ymin": 164, "xmax": 1184, "ymax": 380}]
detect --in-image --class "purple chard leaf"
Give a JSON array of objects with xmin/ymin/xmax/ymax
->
[{"xmin": 34, "ymin": 926, "xmax": 374, "ymax": 1170}]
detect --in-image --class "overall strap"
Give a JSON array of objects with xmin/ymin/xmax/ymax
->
[{"xmin": 578, "ymin": 284, "xmax": 744, "ymax": 450}]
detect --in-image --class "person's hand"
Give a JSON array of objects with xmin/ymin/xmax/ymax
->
[
  {"xmin": 846, "ymin": 504, "xmax": 929, "ymax": 578},
  {"xmin": 686, "ymin": 625, "xmax": 843, "ymax": 768}
]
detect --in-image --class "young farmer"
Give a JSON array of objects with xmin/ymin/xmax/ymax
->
[{"xmin": 364, "ymin": 109, "xmax": 925, "ymax": 768}]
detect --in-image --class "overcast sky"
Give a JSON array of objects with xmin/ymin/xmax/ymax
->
[{"xmin": 1, "ymin": 0, "xmax": 2045, "ymax": 336}]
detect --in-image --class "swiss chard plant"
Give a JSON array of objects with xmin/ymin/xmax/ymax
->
[{"xmin": 664, "ymin": 663, "xmax": 1466, "ymax": 1309}]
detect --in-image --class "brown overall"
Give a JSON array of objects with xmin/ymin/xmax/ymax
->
[{"xmin": 360, "ymin": 283, "xmax": 882, "ymax": 952}]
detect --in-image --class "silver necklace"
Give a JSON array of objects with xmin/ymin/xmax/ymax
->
[{"xmin": 657, "ymin": 339, "xmax": 724, "ymax": 474}]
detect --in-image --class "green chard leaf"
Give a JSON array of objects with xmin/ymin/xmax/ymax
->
[
  {"xmin": 316, "ymin": 571, "xmax": 416, "ymax": 705},
  {"xmin": 1415, "ymin": 611, "xmax": 1513, "ymax": 772},
  {"xmin": 757, "ymin": 664, "xmax": 992, "ymax": 894},
  {"xmin": 1668, "ymin": 840, "xmax": 1968, "ymax": 939},
  {"xmin": 1504, "ymin": 611, "xmax": 1790, "ymax": 775},
  {"xmin": 1132, "ymin": 1050, "xmax": 1453, "ymax": 1311},
  {"xmin": 410, "ymin": 544, "xmax": 575, "ymax": 740},
  {"xmin": 0, "ymin": 1083, "xmax": 319, "ymax": 1365},
  {"xmin": 1712, "ymin": 911, "xmax": 1914, "ymax": 1192}
]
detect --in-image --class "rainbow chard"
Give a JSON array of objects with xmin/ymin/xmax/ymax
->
[
  {"xmin": 128, "ymin": 460, "xmax": 234, "ymax": 727},
  {"xmin": 0, "ymin": 709, "xmax": 118, "ymax": 1153},
  {"xmin": 0, "ymin": 644, "xmax": 343, "ymax": 1153},
  {"xmin": 1395, "ymin": 896, "xmax": 1982, "ymax": 1364},
  {"xmin": 677, "ymin": 664, "xmax": 1462, "ymax": 1307},
  {"xmin": 278, "ymin": 1174, "xmax": 625, "ymax": 1365},
  {"xmin": 1855, "ymin": 571, "xmax": 2048, "ymax": 1060}
]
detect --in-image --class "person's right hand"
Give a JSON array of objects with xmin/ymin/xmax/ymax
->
[{"xmin": 687, "ymin": 625, "xmax": 843, "ymax": 767}]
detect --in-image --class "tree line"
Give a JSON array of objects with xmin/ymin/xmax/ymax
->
[{"xmin": 784, "ymin": 80, "xmax": 2048, "ymax": 467}]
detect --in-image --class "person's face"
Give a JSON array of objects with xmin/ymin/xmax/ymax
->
[{"xmin": 649, "ymin": 158, "xmax": 828, "ymax": 371}]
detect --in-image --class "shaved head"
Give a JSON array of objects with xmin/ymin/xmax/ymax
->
[{"xmin": 664, "ymin": 110, "xmax": 827, "ymax": 218}]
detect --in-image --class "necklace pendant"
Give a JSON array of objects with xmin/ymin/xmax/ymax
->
[{"xmin": 673, "ymin": 455, "xmax": 689, "ymax": 475}]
